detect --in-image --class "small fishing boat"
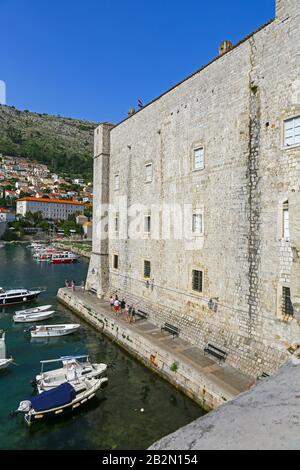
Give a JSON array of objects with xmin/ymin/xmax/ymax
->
[
  {"xmin": 0, "ymin": 331, "xmax": 13, "ymax": 370},
  {"xmin": 33, "ymin": 355, "xmax": 107, "ymax": 393},
  {"xmin": 13, "ymin": 311, "xmax": 54, "ymax": 323},
  {"xmin": 15, "ymin": 305, "xmax": 52, "ymax": 315},
  {"xmin": 16, "ymin": 377, "xmax": 108, "ymax": 425},
  {"xmin": 0, "ymin": 287, "xmax": 44, "ymax": 307},
  {"xmin": 30, "ymin": 324, "xmax": 80, "ymax": 338}
]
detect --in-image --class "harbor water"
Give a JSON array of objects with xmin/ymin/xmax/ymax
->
[{"xmin": 0, "ymin": 244, "xmax": 203, "ymax": 450}]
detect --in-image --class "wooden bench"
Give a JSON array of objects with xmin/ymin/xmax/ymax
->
[
  {"xmin": 204, "ymin": 343, "xmax": 227, "ymax": 362},
  {"xmin": 135, "ymin": 309, "xmax": 149, "ymax": 321},
  {"xmin": 258, "ymin": 372, "xmax": 270, "ymax": 380},
  {"xmin": 90, "ymin": 288, "xmax": 97, "ymax": 295},
  {"xmin": 161, "ymin": 323, "xmax": 180, "ymax": 338}
]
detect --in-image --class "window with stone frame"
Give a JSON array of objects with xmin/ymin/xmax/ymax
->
[
  {"xmin": 144, "ymin": 214, "xmax": 151, "ymax": 234},
  {"xmin": 145, "ymin": 163, "xmax": 153, "ymax": 182},
  {"xmin": 192, "ymin": 212, "xmax": 203, "ymax": 235},
  {"xmin": 193, "ymin": 147, "xmax": 205, "ymax": 171},
  {"xmin": 283, "ymin": 201, "xmax": 290, "ymax": 240},
  {"xmin": 284, "ymin": 116, "xmax": 300, "ymax": 147},
  {"xmin": 113, "ymin": 254, "xmax": 119, "ymax": 270},
  {"xmin": 144, "ymin": 260, "xmax": 151, "ymax": 279},
  {"xmin": 114, "ymin": 213, "xmax": 119, "ymax": 233},
  {"xmin": 192, "ymin": 270, "xmax": 203, "ymax": 293},
  {"xmin": 114, "ymin": 173, "xmax": 120, "ymax": 191},
  {"xmin": 282, "ymin": 286, "xmax": 294, "ymax": 317}
]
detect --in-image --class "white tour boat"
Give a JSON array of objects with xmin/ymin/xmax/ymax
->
[
  {"xmin": 33, "ymin": 355, "xmax": 107, "ymax": 393},
  {"xmin": 15, "ymin": 305, "xmax": 52, "ymax": 315},
  {"xmin": 17, "ymin": 376, "xmax": 108, "ymax": 425},
  {"xmin": 13, "ymin": 311, "xmax": 54, "ymax": 323},
  {"xmin": 50, "ymin": 252, "xmax": 79, "ymax": 264},
  {"xmin": 0, "ymin": 287, "xmax": 44, "ymax": 307},
  {"xmin": 0, "ymin": 331, "xmax": 13, "ymax": 370},
  {"xmin": 30, "ymin": 324, "xmax": 80, "ymax": 338}
]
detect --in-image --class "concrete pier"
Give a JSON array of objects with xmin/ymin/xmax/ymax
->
[
  {"xmin": 150, "ymin": 359, "xmax": 300, "ymax": 450},
  {"xmin": 57, "ymin": 287, "xmax": 254, "ymax": 411}
]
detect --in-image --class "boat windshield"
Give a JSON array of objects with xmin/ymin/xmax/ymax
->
[{"xmin": 40, "ymin": 355, "xmax": 90, "ymax": 374}]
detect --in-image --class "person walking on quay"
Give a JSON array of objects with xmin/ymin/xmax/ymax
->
[
  {"xmin": 131, "ymin": 306, "xmax": 136, "ymax": 323},
  {"xmin": 71, "ymin": 280, "xmax": 76, "ymax": 291},
  {"xmin": 65, "ymin": 279, "xmax": 70, "ymax": 288},
  {"xmin": 120, "ymin": 298, "xmax": 126, "ymax": 314},
  {"xmin": 110, "ymin": 295, "xmax": 114, "ymax": 311},
  {"xmin": 127, "ymin": 304, "xmax": 132, "ymax": 323},
  {"xmin": 114, "ymin": 297, "xmax": 120, "ymax": 315}
]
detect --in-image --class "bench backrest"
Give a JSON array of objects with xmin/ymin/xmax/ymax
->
[
  {"xmin": 164, "ymin": 323, "xmax": 180, "ymax": 332},
  {"xmin": 206, "ymin": 343, "xmax": 226, "ymax": 356},
  {"xmin": 137, "ymin": 309, "xmax": 148, "ymax": 317}
]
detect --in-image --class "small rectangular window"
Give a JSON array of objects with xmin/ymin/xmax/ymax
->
[
  {"xmin": 114, "ymin": 213, "xmax": 119, "ymax": 233},
  {"xmin": 144, "ymin": 260, "xmax": 151, "ymax": 278},
  {"xmin": 114, "ymin": 174, "xmax": 120, "ymax": 191},
  {"xmin": 145, "ymin": 163, "xmax": 152, "ymax": 182},
  {"xmin": 282, "ymin": 287, "xmax": 294, "ymax": 317},
  {"xmin": 284, "ymin": 117, "xmax": 300, "ymax": 147},
  {"xmin": 194, "ymin": 148, "xmax": 204, "ymax": 171},
  {"xmin": 283, "ymin": 202, "xmax": 289, "ymax": 240},
  {"xmin": 113, "ymin": 254, "xmax": 119, "ymax": 270},
  {"xmin": 192, "ymin": 212, "xmax": 203, "ymax": 234},
  {"xmin": 192, "ymin": 270, "xmax": 203, "ymax": 293},
  {"xmin": 144, "ymin": 215, "xmax": 151, "ymax": 233}
]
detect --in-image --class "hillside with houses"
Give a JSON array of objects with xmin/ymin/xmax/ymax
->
[
  {"xmin": 0, "ymin": 105, "xmax": 97, "ymax": 181},
  {"xmin": 0, "ymin": 154, "xmax": 93, "ymax": 240}
]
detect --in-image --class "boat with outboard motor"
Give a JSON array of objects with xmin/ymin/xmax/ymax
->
[
  {"xmin": 33, "ymin": 355, "xmax": 107, "ymax": 393},
  {"xmin": 16, "ymin": 376, "xmax": 108, "ymax": 425},
  {"xmin": 13, "ymin": 311, "xmax": 54, "ymax": 323},
  {"xmin": 0, "ymin": 330, "xmax": 13, "ymax": 370},
  {"xmin": 0, "ymin": 287, "xmax": 44, "ymax": 306},
  {"xmin": 30, "ymin": 324, "xmax": 80, "ymax": 338}
]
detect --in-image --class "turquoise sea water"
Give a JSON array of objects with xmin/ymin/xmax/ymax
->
[{"xmin": 0, "ymin": 244, "xmax": 203, "ymax": 450}]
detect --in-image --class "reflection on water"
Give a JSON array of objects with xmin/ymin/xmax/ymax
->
[{"xmin": 0, "ymin": 244, "xmax": 203, "ymax": 449}]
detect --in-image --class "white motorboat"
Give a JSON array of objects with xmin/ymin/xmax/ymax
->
[
  {"xmin": 15, "ymin": 305, "xmax": 52, "ymax": 315},
  {"xmin": 30, "ymin": 324, "xmax": 80, "ymax": 338},
  {"xmin": 0, "ymin": 330, "xmax": 13, "ymax": 370},
  {"xmin": 17, "ymin": 376, "xmax": 108, "ymax": 425},
  {"xmin": 0, "ymin": 287, "xmax": 45, "ymax": 307},
  {"xmin": 33, "ymin": 355, "xmax": 107, "ymax": 393},
  {"xmin": 13, "ymin": 311, "xmax": 54, "ymax": 323}
]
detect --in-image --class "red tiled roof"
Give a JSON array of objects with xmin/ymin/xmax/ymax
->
[{"xmin": 18, "ymin": 197, "xmax": 83, "ymax": 205}]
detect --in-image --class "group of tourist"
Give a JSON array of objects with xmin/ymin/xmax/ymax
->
[
  {"xmin": 65, "ymin": 280, "xmax": 85, "ymax": 291},
  {"xmin": 110, "ymin": 294, "xmax": 136, "ymax": 323}
]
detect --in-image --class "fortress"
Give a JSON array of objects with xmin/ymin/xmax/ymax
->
[{"xmin": 86, "ymin": 0, "xmax": 300, "ymax": 379}]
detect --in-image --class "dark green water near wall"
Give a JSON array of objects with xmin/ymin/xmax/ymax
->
[{"xmin": 0, "ymin": 245, "xmax": 203, "ymax": 450}]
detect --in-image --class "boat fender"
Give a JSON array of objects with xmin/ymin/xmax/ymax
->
[{"xmin": 18, "ymin": 400, "xmax": 32, "ymax": 413}]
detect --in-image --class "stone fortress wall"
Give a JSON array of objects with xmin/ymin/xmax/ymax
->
[{"xmin": 87, "ymin": 0, "xmax": 300, "ymax": 379}]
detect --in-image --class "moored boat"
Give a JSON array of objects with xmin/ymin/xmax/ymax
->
[
  {"xmin": 13, "ymin": 311, "xmax": 54, "ymax": 323},
  {"xmin": 30, "ymin": 324, "xmax": 80, "ymax": 338},
  {"xmin": 0, "ymin": 330, "xmax": 13, "ymax": 370},
  {"xmin": 15, "ymin": 305, "xmax": 52, "ymax": 315},
  {"xmin": 33, "ymin": 355, "xmax": 107, "ymax": 393},
  {"xmin": 17, "ymin": 377, "xmax": 108, "ymax": 425},
  {"xmin": 0, "ymin": 287, "xmax": 44, "ymax": 307},
  {"xmin": 50, "ymin": 252, "xmax": 79, "ymax": 264}
]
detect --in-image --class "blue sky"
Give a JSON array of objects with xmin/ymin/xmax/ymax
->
[{"xmin": 1, "ymin": 0, "xmax": 274, "ymax": 123}]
